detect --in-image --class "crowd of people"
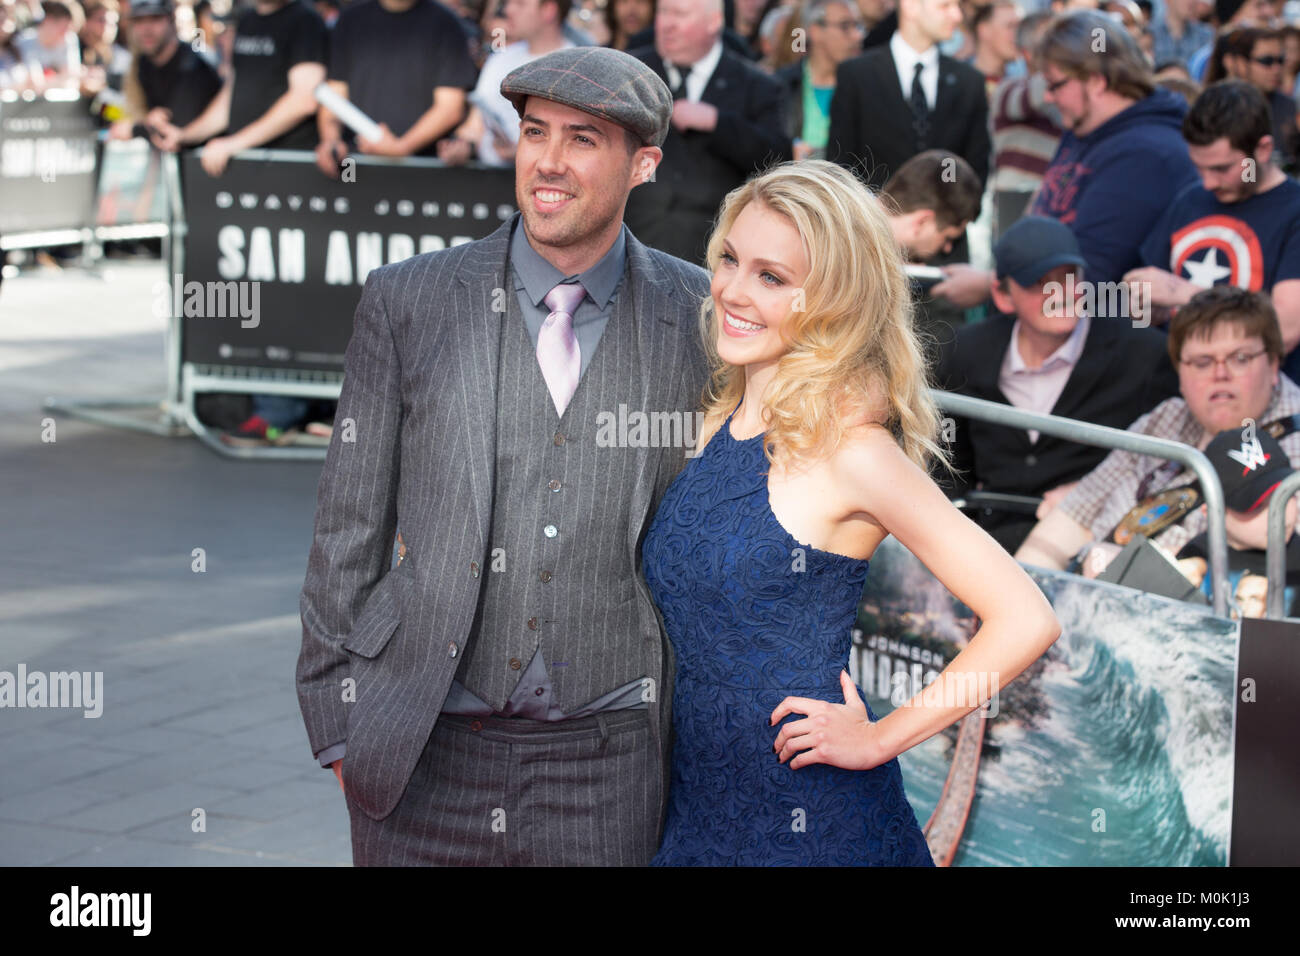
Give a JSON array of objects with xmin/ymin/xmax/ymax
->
[{"xmin": 5, "ymin": 0, "xmax": 1300, "ymax": 617}]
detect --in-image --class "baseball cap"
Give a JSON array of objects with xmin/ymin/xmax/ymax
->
[
  {"xmin": 128, "ymin": 0, "xmax": 176, "ymax": 18},
  {"xmin": 994, "ymin": 216, "xmax": 1088, "ymax": 287},
  {"xmin": 1206, "ymin": 426, "xmax": 1295, "ymax": 513}
]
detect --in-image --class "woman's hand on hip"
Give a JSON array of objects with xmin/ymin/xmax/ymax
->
[{"xmin": 770, "ymin": 671, "xmax": 887, "ymax": 771}]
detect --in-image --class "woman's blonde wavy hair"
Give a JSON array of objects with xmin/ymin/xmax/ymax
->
[{"xmin": 698, "ymin": 159, "xmax": 950, "ymax": 475}]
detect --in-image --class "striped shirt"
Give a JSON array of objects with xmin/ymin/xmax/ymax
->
[{"xmin": 990, "ymin": 73, "xmax": 1062, "ymax": 193}]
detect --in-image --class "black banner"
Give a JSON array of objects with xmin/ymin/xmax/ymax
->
[
  {"xmin": 178, "ymin": 150, "xmax": 516, "ymax": 374},
  {"xmin": 0, "ymin": 92, "xmax": 98, "ymax": 235},
  {"xmin": 1230, "ymin": 615, "xmax": 1300, "ymax": 865}
]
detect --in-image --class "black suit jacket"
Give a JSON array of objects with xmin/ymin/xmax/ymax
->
[
  {"xmin": 774, "ymin": 62, "xmax": 803, "ymax": 142},
  {"xmin": 826, "ymin": 42, "xmax": 990, "ymax": 189},
  {"xmin": 625, "ymin": 46, "xmax": 791, "ymax": 263},
  {"xmin": 935, "ymin": 314, "xmax": 1181, "ymax": 553}
]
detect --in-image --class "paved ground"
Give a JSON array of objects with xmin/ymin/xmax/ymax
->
[{"xmin": 0, "ymin": 257, "xmax": 350, "ymax": 865}]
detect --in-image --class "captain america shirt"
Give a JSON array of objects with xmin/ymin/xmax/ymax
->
[{"xmin": 1139, "ymin": 178, "xmax": 1300, "ymax": 294}]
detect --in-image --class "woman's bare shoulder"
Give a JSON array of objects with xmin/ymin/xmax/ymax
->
[{"xmin": 828, "ymin": 421, "xmax": 918, "ymax": 493}]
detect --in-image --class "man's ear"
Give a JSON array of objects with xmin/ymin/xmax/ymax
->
[
  {"xmin": 633, "ymin": 145, "xmax": 663, "ymax": 187},
  {"xmin": 911, "ymin": 208, "xmax": 936, "ymax": 241},
  {"xmin": 1255, "ymin": 133, "xmax": 1276, "ymax": 168},
  {"xmin": 989, "ymin": 280, "xmax": 1014, "ymax": 316}
]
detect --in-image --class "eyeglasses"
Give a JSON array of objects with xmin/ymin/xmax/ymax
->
[
  {"xmin": 1252, "ymin": 55, "xmax": 1285, "ymax": 67},
  {"xmin": 1178, "ymin": 349, "xmax": 1268, "ymax": 373}
]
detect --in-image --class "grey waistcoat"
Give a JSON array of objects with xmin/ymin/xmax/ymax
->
[{"xmin": 453, "ymin": 255, "xmax": 655, "ymax": 712}]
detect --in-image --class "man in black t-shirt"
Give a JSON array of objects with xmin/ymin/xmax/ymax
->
[
  {"xmin": 152, "ymin": 0, "xmax": 328, "ymax": 176},
  {"xmin": 315, "ymin": 0, "xmax": 478, "ymax": 175},
  {"xmin": 109, "ymin": 0, "xmax": 222, "ymax": 143}
]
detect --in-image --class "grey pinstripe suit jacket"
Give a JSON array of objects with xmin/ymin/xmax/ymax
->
[{"xmin": 296, "ymin": 214, "xmax": 712, "ymax": 822}]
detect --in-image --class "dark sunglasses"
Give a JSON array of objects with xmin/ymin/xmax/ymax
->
[{"xmin": 1252, "ymin": 55, "xmax": 1285, "ymax": 66}]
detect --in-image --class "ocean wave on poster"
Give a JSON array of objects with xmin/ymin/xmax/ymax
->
[{"xmin": 1045, "ymin": 576, "xmax": 1235, "ymax": 859}]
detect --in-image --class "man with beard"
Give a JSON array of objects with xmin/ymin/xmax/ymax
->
[
  {"xmin": 1127, "ymin": 80, "xmax": 1300, "ymax": 379},
  {"xmin": 110, "ymin": 0, "xmax": 222, "ymax": 143},
  {"xmin": 929, "ymin": 10, "xmax": 1200, "ymax": 308},
  {"xmin": 297, "ymin": 47, "xmax": 713, "ymax": 865}
]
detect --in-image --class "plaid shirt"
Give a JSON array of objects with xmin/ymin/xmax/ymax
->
[{"xmin": 1058, "ymin": 374, "xmax": 1300, "ymax": 557}]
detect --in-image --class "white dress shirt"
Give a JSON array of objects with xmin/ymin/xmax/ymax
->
[
  {"xmin": 664, "ymin": 39, "xmax": 724, "ymax": 103},
  {"xmin": 889, "ymin": 30, "xmax": 939, "ymax": 110},
  {"xmin": 998, "ymin": 314, "xmax": 1091, "ymax": 444}
]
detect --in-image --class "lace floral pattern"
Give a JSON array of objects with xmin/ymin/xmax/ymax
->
[{"xmin": 644, "ymin": 406, "xmax": 935, "ymax": 866}]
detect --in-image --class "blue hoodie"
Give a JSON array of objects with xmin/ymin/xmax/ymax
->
[{"xmin": 1028, "ymin": 88, "xmax": 1200, "ymax": 286}]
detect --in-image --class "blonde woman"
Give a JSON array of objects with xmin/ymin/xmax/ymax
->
[{"xmin": 643, "ymin": 161, "xmax": 1060, "ymax": 866}]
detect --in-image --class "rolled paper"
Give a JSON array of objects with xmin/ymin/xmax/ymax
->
[
  {"xmin": 314, "ymin": 83, "xmax": 383, "ymax": 144},
  {"xmin": 905, "ymin": 264, "xmax": 946, "ymax": 281}
]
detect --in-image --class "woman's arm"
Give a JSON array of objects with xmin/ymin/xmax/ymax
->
[{"xmin": 771, "ymin": 428, "xmax": 1061, "ymax": 770}]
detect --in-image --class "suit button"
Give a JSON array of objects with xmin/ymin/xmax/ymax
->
[
  {"xmin": 509, "ymin": 657, "xmax": 522, "ymax": 670},
  {"xmin": 534, "ymin": 687, "xmax": 544, "ymax": 696},
  {"xmin": 448, "ymin": 642, "xmax": 458, "ymax": 658},
  {"xmin": 527, "ymin": 616, "xmax": 538, "ymax": 630},
  {"xmin": 553, "ymin": 432, "xmax": 566, "ymax": 446},
  {"xmin": 470, "ymin": 561, "xmax": 479, "ymax": 577},
  {"xmin": 1025, "ymin": 454, "xmax": 1038, "ymax": 466},
  {"xmin": 543, "ymin": 524, "xmax": 558, "ymax": 538},
  {"xmin": 470, "ymin": 720, "xmax": 483, "ymax": 732},
  {"xmin": 548, "ymin": 479, "xmax": 561, "ymax": 491},
  {"xmin": 539, "ymin": 569, "xmax": 552, "ymax": 583}
]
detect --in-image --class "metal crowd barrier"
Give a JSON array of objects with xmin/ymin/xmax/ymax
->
[
  {"xmin": 41, "ymin": 150, "xmax": 188, "ymax": 437},
  {"xmin": 932, "ymin": 390, "xmax": 1231, "ymax": 617},
  {"xmin": 1265, "ymin": 471, "xmax": 1300, "ymax": 619}
]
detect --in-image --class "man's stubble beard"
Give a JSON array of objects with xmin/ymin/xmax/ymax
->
[{"xmin": 519, "ymin": 165, "xmax": 633, "ymax": 253}]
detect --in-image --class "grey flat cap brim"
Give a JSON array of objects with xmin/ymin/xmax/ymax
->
[{"xmin": 500, "ymin": 47, "xmax": 673, "ymax": 148}]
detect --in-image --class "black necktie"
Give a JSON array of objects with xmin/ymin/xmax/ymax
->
[
  {"xmin": 910, "ymin": 62, "xmax": 929, "ymax": 151},
  {"xmin": 668, "ymin": 63, "xmax": 687, "ymax": 101}
]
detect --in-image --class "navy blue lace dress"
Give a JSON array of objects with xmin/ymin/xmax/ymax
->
[{"xmin": 643, "ymin": 404, "xmax": 935, "ymax": 866}]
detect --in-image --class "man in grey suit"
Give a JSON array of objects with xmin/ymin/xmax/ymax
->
[{"xmin": 296, "ymin": 47, "xmax": 713, "ymax": 865}]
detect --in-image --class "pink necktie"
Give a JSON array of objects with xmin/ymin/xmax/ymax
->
[{"xmin": 538, "ymin": 281, "xmax": 584, "ymax": 417}]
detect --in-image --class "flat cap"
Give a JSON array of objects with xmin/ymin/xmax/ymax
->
[{"xmin": 500, "ymin": 47, "xmax": 672, "ymax": 148}]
